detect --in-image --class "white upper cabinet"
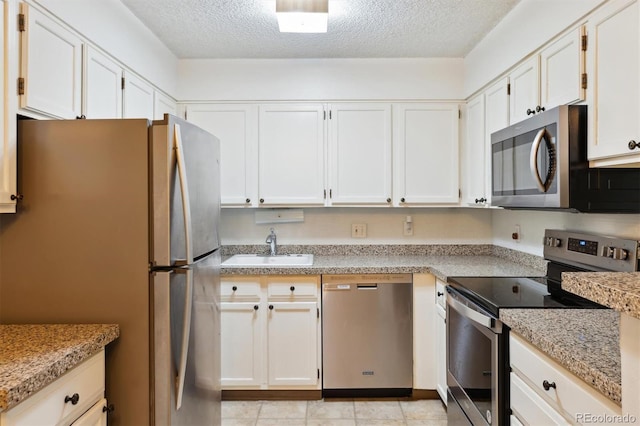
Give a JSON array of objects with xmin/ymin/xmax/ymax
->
[
  {"xmin": 186, "ymin": 104, "xmax": 258, "ymax": 206},
  {"xmin": 393, "ymin": 103, "xmax": 460, "ymax": 205},
  {"xmin": 0, "ymin": 0, "xmax": 16, "ymax": 213},
  {"xmin": 153, "ymin": 91, "xmax": 177, "ymax": 120},
  {"xmin": 122, "ymin": 70, "xmax": 154, "ymax": 120},
  {"xmin": 19, "ymin": 3, "xmax": 82, "ymax": 119},
  {"xmin": 508, "ymin": 57, "xmax": 540, "ymax": 124},
  {"xmin": 83, "ymin": 47, "xmax": 122, "ymax": 119},
  {"xmin": 258, "ymin": 104, "xmax": 326, "ymax": 206},
  {"xmin": 586, "ymin": 0, "xmax": 640, "ymax": 166},
  {"xmin": 328, "ymin": 103, "xmax": 392, "ymax": 206},
  {"xmin": 540, "ymin": 27, "xmax": 585, "ymax": 110},
  {"xmin": 462, "ymin": 94, "xmax": 487, "ymax": 206}
]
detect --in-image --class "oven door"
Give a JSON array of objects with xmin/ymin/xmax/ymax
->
[{"xmin": 446, "ymin": 286, "xmax": 506, "ymax": 425}]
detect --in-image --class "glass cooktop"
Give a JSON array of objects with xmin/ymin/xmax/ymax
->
[{"xmin": 446, "ymin": 276, "xmax": 583, "ymax": 317}]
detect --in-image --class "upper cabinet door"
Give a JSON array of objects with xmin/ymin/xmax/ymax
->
[
  {"xmin": 186, "ymin": 104, "xmax": 258, "ymax": 206},
  {"xmin": 328, "ymin": 103, "xmax": 392, "ymax": 206},
  {"xmin": 540, "ymin": 27, "xmax": 585, "ymax": 110},
  {"xmin": 462, "ymin": 95, "xmax": 487, "ymax": 206},
  {"xmin": 393, "ymin": 103, "xmax": 460, "ymax": 205},
  {"xmin": 586, "ymin": 0, "xmax": 640, "ymax": 166},
  {"xmin": 508, "ymin": 57, "xmax": 540, "ymax": 124},
  {"xmin": 258, "ymin": 104, "xmax": 326, "ymax": 206},
  {"xmin": 153, "ymin": 91, "xmax": 177, "ymax": 120},
  {"xmin": 122, "ymin": 70, "xmax": 154, "ymax": 120},
  {"xmin": 19, "ymin": 3, "xmax": 83, "ymax": 119},
  {"xmin": 485, "ymin": 77, "xmax": 510, "ymax": 142},
  {"xmin": 83, "ymin": 46, "xmax": 122, "ymax": 119}
]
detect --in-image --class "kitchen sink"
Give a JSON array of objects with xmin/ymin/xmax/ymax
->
[{"xmin": 221, "ymin": 253, "xmax": 314, "ymax": 267}]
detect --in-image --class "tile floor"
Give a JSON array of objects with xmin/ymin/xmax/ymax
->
[{"xmin": 222, "ymin": 399, "xmax": 448, "ymax": 425}]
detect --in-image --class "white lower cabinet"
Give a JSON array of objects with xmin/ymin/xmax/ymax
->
[
  {"xmin": 221, "ymin": 275, "xmax": 321, "ymax": 390},
  {"xmin": 435, "ymin": 279, "xmax": 447, "ymax": 405},
  {"xmin": 0, "ymin": 351, "xmax": 106, "ymax": 426},
  {"xmin": 510, "ymin": 333, "xmax": 621, "ymax": 425},
  {"xmin": 412, "ymin": 273, "xmax": 437, "ymax": 391}
]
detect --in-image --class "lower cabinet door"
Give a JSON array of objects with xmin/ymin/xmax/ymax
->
[
  {"xmin": 510, "ymin": 373, "xmax": 570, "ymax": 425},
  {"xmin": 70, "ymin": 398, "xmax": 107, "ymax": 426},
  {"xmin": 267, "ymin": 301, "xmax": 319, "ymax": 387},
  {"xmin": 220, "ymin": 302, "xmax": 264, "ymax": 387},
  {"xmin": 435, "ymin": 304, "xmax": 447, "ymax": 404}
]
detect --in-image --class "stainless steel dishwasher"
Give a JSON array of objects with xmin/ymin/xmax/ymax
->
[{"xmin": 322, "ymin": 274, "xmax": 413, "ymax": 397}]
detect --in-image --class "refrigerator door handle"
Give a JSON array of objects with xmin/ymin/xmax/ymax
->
[{"xmin": 173, "ymin": 123, "xmax": 194, "ymax": 410}]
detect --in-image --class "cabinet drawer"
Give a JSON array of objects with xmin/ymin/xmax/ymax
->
[
  {"xmin": 221, "ymin": 280, "xmax": 261, "ymax": 299},
  {"xmin": 511, "ymin": 372, "xmax": 570, "ymax": 425},
  {"xmin": 268, "ymin": 279, "xmax": 318, "ymax": 299},
  {"xmin": 509, "ymin": 334, "xmax": 621, "ymax": 421},
  {"xmin": 2, "ymin": 351, "xmax": 105, "ymax": 426}
]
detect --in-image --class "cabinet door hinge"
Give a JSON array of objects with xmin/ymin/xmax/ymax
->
[
  {"xmin": 458, "ymin": 109, "xmax": 461, "ymax": 119},
  {"xmin": 458, "ymin": 189, "xmax": 461, "ymax": 199},
  {"xmin": 317, "ymin": 307, "xmax": 320, "ymax": 318},
  {"xmin": 323, "ymin": 110, "xmax": 326, "ymax": 120},
  {"xmin": 317, "ymin": 369, "xmax": 320, "ymax": 379},
  {"xmin": 121, "ymin": 77, "xmax": 125, "ymax": 90},
  {"xmin": 329, "ymin": 189, "xmax": 332, "ymax": 198},
  {"xmin": 18, "ymin": 13, "xmax": 25, "ymax": 32},
  {"xmin": 507, "ymin": 83, "xmax": 511, "ymax": 95},
  {"xmin": 17, "ymin": 77, "xmax": 25, "ymax": 95},
  {"xmin": 581, "ymin": 34, "xmax": 588, "ymax": 51},
  {"xmin": 581, "ymin": 73, "xmax": 587, "ymax": 90}
]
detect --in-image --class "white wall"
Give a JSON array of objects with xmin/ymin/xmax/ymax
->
[
  {"xmin": 221, "ymin": 208, "xmax": 492, "ymax": 245},
  {"xmin": 33, "ymin": 0, "xmax": 179, "ymax": 96},
  {"xmin": 492, "ymin": 209, "xmax": 640, "ymax": 256},
  {"xmin": 177, "ymin": 58, "xmax": 464, "ymax": 101},
  {"xmin": 464, "ymin": 0, "xmax": 605, "ymax": 97}
]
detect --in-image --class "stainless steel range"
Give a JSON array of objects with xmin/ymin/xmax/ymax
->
[{"xmin": 445, "ymin": 229, "xmax": 639, "ymax": 425}]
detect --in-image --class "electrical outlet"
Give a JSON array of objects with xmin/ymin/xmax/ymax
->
[
  {"xmin": 352, "ymin": 223, "xmax": 367, "ymax": 238},
  {"xmin": 512, "ymin": 225, "xmax": 521, "ymax": 243}
]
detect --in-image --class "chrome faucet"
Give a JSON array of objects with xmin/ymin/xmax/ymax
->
[{"xmin": 265, "ymin": 228, "xmax": 277, "ymax": 256}]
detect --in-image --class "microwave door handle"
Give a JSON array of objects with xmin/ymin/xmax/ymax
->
[{"xmin": 529, "ymin": 128, "xmax": 548, "ymax": 192}]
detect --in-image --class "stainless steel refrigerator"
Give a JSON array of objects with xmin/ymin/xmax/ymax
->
[{"xmin": 0, "ymin": 115, "xmax": 221, "ymax": 425}]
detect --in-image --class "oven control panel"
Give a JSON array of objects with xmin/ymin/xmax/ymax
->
[{"xmin": 543, "ymin": 229, "xmax": 639, "ymax": 272}]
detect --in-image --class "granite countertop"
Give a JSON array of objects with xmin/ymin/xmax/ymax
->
[
  {"xmin": 221, "ymin": 251, "xmax": 546, "ymax": 281},
  {"xmin": 0, "ymin": 324, "xmax": 120, "ymax": 412},
  {"xmin": 563, "ymin": 272, "xmax": 640, "ymax": 320},
  {"xmin": 501, "ymin": 309, "xmax": 621, "ymax": 405}
]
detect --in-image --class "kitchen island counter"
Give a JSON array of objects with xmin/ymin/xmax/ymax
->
[
  {"xmin": 500, "ymin": 308, "xmax": 621, "ymax": 405},
  {"xmin": 0, "ymin": 324, "xmax": 119, "ymax": 411},
  {"xmin": 562, "ymin": 272, "xmax": 640, "ymax": 320}
]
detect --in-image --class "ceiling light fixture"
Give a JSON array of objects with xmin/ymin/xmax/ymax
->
[{"xmin": 276, "ymin": 0, "xmax": 328, "ymax": 33}]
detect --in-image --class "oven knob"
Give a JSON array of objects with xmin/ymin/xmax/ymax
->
[
  {"xmin": 602, "ymin": 246, "xmax": 614, "ymax": 258},
  {"xmin": 545, "ymin": 237, "xmax": 561, "ymax": 247},
  {"xmin": 612, "ymin": 247, "xmax": 629, "ymax": 260}
]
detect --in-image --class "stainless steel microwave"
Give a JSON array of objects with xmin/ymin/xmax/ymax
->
[{"xmin": 491, "ymin": 105, "xmax": 640, "ymax": 213}]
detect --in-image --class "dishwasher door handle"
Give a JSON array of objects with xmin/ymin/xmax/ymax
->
[{"xmin": 357, "ymin": 284, "xmax": 378, "ymax": 289}]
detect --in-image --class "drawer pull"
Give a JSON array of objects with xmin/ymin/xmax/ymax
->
[
  {"xmin": 437, "ymin": 291, "xmax": 444, "ymax": 297},
  {"xmin": 542, "ymin": 380, "xmax": 556, "ymax": 391},
  {"xmin": 64, "ymin": 393, "xmax": 80, "ymax": 405},
  {"xmin": 232, "ymin": 286, "xmax": 237, "ymax": 291},
  {"xmin": 103, "ymin": 404, "xmax": 115, "ymax": 413},
  {"xmin": 290, "ymin": 286, "xmax": 295, "ymax": 292}
]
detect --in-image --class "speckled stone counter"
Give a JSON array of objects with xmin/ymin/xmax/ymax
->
[
  {"xmin": 0, "ymin": 324, "xmax": 119, "ymax": 411},
  {"xmin": 500, "ymin": 309, "xmax": 621, "ymax": 405},
  {"xmin": 221, "ymin": 245, "xmax": 546, "ymax": 280},
  {"xmin": 562, "ymin": 272, "xmax": 640, "ymax": 320}
]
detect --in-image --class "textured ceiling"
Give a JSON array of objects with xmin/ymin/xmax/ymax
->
[{"xmin": 120, "ymin": 0, "xmax": 520, "ymax": 59}]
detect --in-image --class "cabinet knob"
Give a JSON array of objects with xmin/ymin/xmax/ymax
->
[
  {"xmin": 400, "ymin": 197, "xmax": 406, "ymax": 203},
  {"xmin": 386, "ymin": 198, "xmax": 391, "ymax": 203},
  {"xmin": 10, "ymin": 194, "xmax": 23, "ymax": 201},
  {"xmin": 260, "ymin": 198, "xmax": 265, "ymax": 203},
  {"xmin": 64, "ymin": 393, "xmax": 80, "ymax": 405},
  {"xmin": 269, "ymin": 305, "xmax": 274, "ymax": 310},
  {"xmin": 437, "ymin": 291, "xmax": 444, "ymax": 297},
  {"xmin": 232, "ymin": 286, "xmax": 237, "ymax": 291},
  {"xmin": 526, "ymin": 108, "xmax": 536, "ymax": 116},
  {"xmin": 474, "ymin": 197, "xmax": 486, "ymax": 204},
  {"xmin": 246, "ymin": 198, "xmax": 251, "ymax": 204},
  {"xmin": 536, "ymin": 105, "xmax": 545, "ymax": 113},
  {"xmin": 290, "ymin": 286, "xmax": 295, "ymax": 291},
  {"xmin": 75, "ymin": 115, "xmax": 86, "ymax": 119},
  {"xmin": 254, "ymin": 305, "xmax": 259, "ymax": 310},
  {"xmin": 628, "ymin": 140, "xmax": 640, "ymax": 150},
  {"xmin": 103, "ymin": 404, "xmax": 115, "ymax": 413},
  {"xmin": 542, "ymin": 380, "xmax": 556, "ymax": 391}
]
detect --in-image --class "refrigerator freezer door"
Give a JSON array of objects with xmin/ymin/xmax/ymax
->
[
  {"xmin": 150, "ymin": 114, "xmax": 221, "ymax": 267},
  {"xmin": 152, "ymin": 250, "xmax": 221, "ymax": 425}
]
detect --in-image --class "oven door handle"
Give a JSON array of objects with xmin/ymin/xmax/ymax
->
[{"xmin": 447, "ymin": 291, "xmax": 497, "ymax": 330}]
